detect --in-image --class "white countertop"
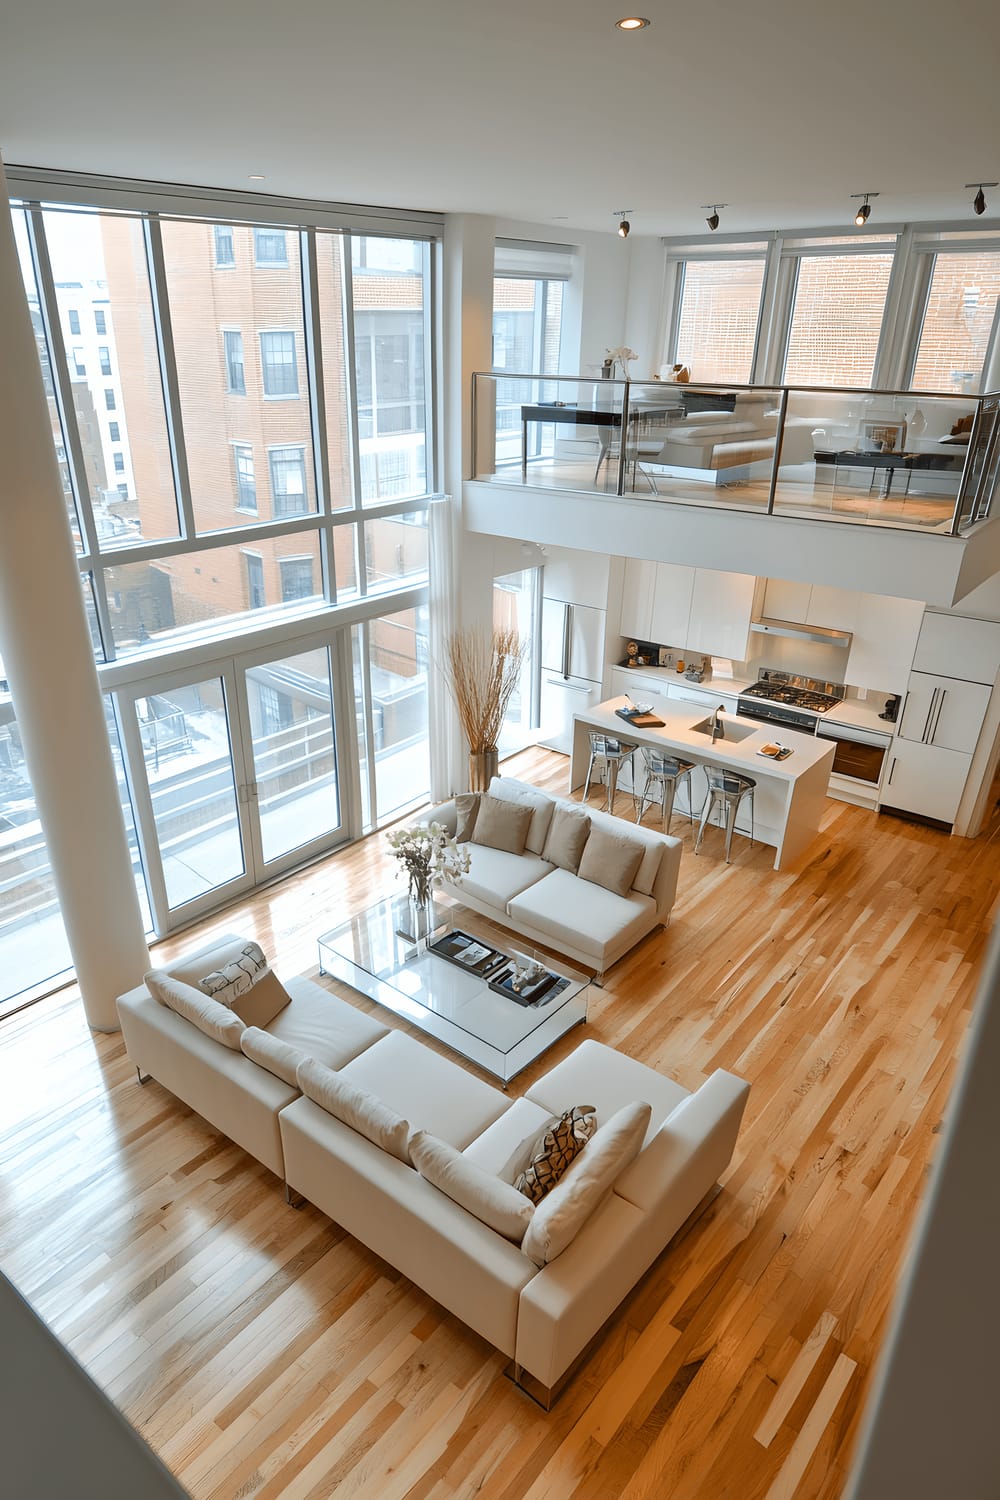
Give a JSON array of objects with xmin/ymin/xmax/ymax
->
[
  {"xmin": 615, "ymin": 664, "xmax": 756, "ymax": 696},
  {"xmin": 823, "ymin": 699, "xmax": 896, "ymax": 734},
  {"xmin": 579, "ymin": 697, "xmax": 834, "ymax": 782}
]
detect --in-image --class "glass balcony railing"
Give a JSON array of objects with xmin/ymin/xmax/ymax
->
[{"xmin": 471, "ymin": 374, "xmax": 1000, "ymax": 536}]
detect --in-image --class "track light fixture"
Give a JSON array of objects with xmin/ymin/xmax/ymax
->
[
  {"xmin": 966, "ymin": 182, "xmax": 997, "ymax": 216},
  {"xmin": 851, "ymin": 192, "xmax": 878, "ymax": 226},
  {"xmin": 615, "ymin": 210, "xmax": 633, "ymax": 239},
  {"xmin": 702, "ymin": 203, "xmax": 726, "ymax": 232}
]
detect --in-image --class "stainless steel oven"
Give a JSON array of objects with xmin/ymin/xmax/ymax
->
[{"xmin": 815, "ymin": 721, "xmax": 890, "ymax": 788}]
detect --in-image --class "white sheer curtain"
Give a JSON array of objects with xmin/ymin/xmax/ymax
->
[{"xmin": 427, "ymin": 496, "xmax": 465, "ymax": 801}]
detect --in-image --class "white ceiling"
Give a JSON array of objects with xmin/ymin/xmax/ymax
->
[{"xmin": 3, "ymin": 0, "xmax": 1000, "ymax": 238}]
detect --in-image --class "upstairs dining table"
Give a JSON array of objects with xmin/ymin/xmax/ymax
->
[{"xmin": 519, "ymin": 398, "xmax": 682, "ymax": 483}]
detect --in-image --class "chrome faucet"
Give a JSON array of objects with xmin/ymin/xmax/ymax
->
[{"xmin": 711, "ymin": 705, "xmax": 726, "ymax": 742}]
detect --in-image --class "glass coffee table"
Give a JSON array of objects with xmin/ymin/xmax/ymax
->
[{"xmin": 317, "ymin": 893, "xmax": 589, "ymax": 1084}]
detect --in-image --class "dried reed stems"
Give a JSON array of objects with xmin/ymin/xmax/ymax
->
[{"xmin": 441, "ymin": 626, "xmax": 526, "ymax": 752}]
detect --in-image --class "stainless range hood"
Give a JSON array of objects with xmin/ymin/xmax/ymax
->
[{"xmin": 750, "ymin": 616, "xmax": 853, "ymax": 647}]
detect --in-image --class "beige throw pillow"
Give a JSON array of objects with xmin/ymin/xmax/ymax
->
[
  {"xmin": 470, "ymin": 794, "xmax": 533, "ymax": 856},
  {"xmin": 577, "ymin": 823, "xmax": 645, "ymax": 897},
  {"xmin": 485, "ymin": 778, "xmax": 555, "ymax": 855},
  {"xmin": 146, "ymin": 969, "xmax": 246, "ymax": 1051},
  {"xmin": 454, "ymin": 792, "xmax": 482, "ymax": 843},
  {"xmin": 239, "ymin": 1026, "xmax": 306, "ymax": 1087},
  {"xmin": 296, "ymin": 1057, "xmax": 412, "ymax": 1164},
  {"xmin": 410, "ymin": 1130, "xmax": 535, "ymax": 1243},
  {"xmin": 541, "ymin": 805, "xmax": 591, "ymax": 873},
  {"xmin": 521, "ymin": 1101, "xmax": 652, "ymax": 1266},
  {"xmin": 515, "ymin": 1105, "xmax": 597, "ymax": 1205}
]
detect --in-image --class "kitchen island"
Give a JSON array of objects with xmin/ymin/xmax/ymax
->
[{"xmin": 571, "ymin": 698, "xmax": 836, "ymax": 871}]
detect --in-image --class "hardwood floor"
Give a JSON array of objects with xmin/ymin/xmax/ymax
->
[{"xmin": 2, "ymin": 747, "xmax": 998, "ymax": 1498}]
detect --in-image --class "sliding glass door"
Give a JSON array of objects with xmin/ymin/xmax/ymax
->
[{"xmin": 117, "ymin": 633, "xmax": 353, "ymax": 930}]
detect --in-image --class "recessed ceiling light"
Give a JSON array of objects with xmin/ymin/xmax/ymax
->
[
  {"xmin": 616, "ymin": 17, "xmax": 650, "ymax": 30},
  {"xmin": 248, "ymin": 174, "xmax": 265, "ymax": 181}
]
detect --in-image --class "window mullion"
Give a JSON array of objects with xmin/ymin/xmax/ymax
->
[
  {"xmin": 143, "ymin": 215, "xmax": 196, "ymax": 541},
  {"xmin": 24, "ymin": 205, "xmax": 103, "ymax": 566},
  {"xmin": 341, "ymin": 237, "xmax": 365, "ymax": 517}
]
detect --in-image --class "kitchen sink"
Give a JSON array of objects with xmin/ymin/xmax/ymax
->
[{"xmin": 689, "ymin": 717, "xmax": 758, "ymax": 743}]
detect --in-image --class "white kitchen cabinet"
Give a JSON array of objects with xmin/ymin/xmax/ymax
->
[
  {"xmin": 667, "ymin": 683, "xmax": 740, "ymax": 716},
  {"xmin": 610, "ymin": 666, "xmax": 671, "ymax": 710},
  {"xmin": 687, "ymin": 570, "xmax": 757, "ymax": 659},
  {"xmin": 806, "ymin": 585, "xmax": 858, "ymax": 632},
  {"xmin": 762, "ymin": 578, "xmax": 811, "ymax": 621},
  {"xmin": 881, "ymin": 740, "xmax": 972, "ymax": 825},
  {"xmin": 898, "ymin": 672, "xmax": 991, "ymax": 754},
  {"xmin": 846, "ymin": 595, "xmax": 924, "ymax": 692},
  {"xmin": 650, "ymin": 564, "xmax": 695, "ymax": 647},
  {"xmin": 912, "ymin": 612, "xmax": 1000, "ymax": 684},
  {"xmin": 542, "ymin": 548, "xmax": 611, "ymax": 607},
  {"xmin": 618, "ymin": 559, "xmax": 657, "ymax": 640}
]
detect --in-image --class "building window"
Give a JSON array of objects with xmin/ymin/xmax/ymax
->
[
  {"xmin": 213, "ymin": 224, "xmax": 236, "ymax": 267},
  {"xmin": 909, "ymin": 251, "xmax": 1000, "ymax": 393},
  {"xmin": 269, "ymin": 445, "xmax": 308, "ymax": 516},
  {"xmin": 254, "ymin": 228, "xmax": 288, "ymax": 267},
  {"xmin": 108, "ymin": 421, "xmax": 120, "ymax": 441},
  {"xmin": 117, "ymin": 483, "xmax": 129, "ymax": 497},
  {"xmin": 68, "ymin": 309, "xmax": 81, "ymax": 335},
  {"xmin": 223, "ymin": 329, "xmax": 246, "ymax": 395},
  {"xmin": 94, "ymin": 308, "xmax": 107, "ymax": 334},
  {"xmin": 104, "ymin": 388, "xmax": 116, "ymax": 411},
  {"xmin": 99, "ymin": 345, "xmax": 112, "ymax": 376},
  {"xmin": 782, "ymin": 250, "xmax": 895, "ymax": 386},
  {"xmin": 233, "ymin": 442, "xmax": 257, "ymax": 512},
  {"xmin": 113, "ymin": 452, "xmax": 125, "ymax": 473},
  {"xmin": 259, "ymin": 330, "xmax": 298, "ymax": 397},
  {"xmin": 245, "ymin": 553, "xmax": 266, "ymax": 610},
  {"xmin": 72, "ymin": 347, "xmax": 86, "ymax": 377},
  {"xmin": 279, "ymin": 556, "xmax": 315, "ymax": 602},
  {"xmin": 670, "ymin": 258, "xmax": 766, "ymax": 383}
]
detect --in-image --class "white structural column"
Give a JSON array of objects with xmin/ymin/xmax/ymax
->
[
  {"xmin": 429, "ymin": 214, "xmax": 496, "ymax": 800},
  {"xmin": 0, "ymin": 157, "xmax": 149, "ymax": 1029}
]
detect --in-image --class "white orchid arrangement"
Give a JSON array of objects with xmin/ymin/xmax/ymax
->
[
  {"xmin": 386, "ymin": 821, "xmax": 471, "ymax": 906},
  {"xmin": 606, "ymin": 345, "xmax": 638, "ymax": 379}
]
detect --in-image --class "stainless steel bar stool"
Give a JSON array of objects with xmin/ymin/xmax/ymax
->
[
  {"xmin": 694, "ymin": 765, "xmax": 756, "ymax": 863},
  {"xmin": 582, "ymin": 733, "xmax": 636, "ymax": 813},
  {"xmin": 634, "ymin": 747, "xmax": 696, "ymax": 833}
]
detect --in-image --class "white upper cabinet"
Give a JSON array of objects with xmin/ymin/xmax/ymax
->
[
  {"xmin": 913, "ymin": 612, "xmax": 1000, "ymax": 685},
  {"xmin": 847, "ymin": 595, "xmax": 925, "ymax": 692},
  {"xmin": 805, "ymin": 586, "xmax": 858, "ymax": 632},
  {"xmin": 687, "ymin": 570, "xmax": 757, "ymax": 659},
  {"xmin": 650, "ymin": 564, "xmax": 696, "ymax": 647},
  {"xmin": 762, "ymin": 578, "xmax": 811, "ymax": 621},
  {"xmin": 618, "ymin": 559, "xmax": 657, "ymax": 639},
  {"xmin": 619, "ymin": 562, "xmax": 756, "ymax": 659}
]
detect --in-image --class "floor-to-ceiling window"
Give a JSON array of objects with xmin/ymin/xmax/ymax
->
[
  {"xmin": 493, "ymin": 239, "xmax": 570, "ymax": 466},
  {"xmin": 5, "ymin": 171, "xmax": 440, "ymax": 959}
]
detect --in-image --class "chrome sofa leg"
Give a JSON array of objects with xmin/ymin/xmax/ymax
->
[
  {"xmin": 136, "ymin": 1067, "xmax": 151, "ymax": 1085},
  {"xmin": 285, "ymin": 1183, "xmax": 305, "ymax": 1210}
]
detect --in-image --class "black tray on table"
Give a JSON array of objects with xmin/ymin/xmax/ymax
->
[
  {"xmin": 487, "ymin": 963, "xmax": 570, "ymax": 1007},
  {"xmin": 427, "ymin": 928, "xmax": 507, "ymax": 978}
]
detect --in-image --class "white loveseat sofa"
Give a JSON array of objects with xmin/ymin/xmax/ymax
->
[
  {"xmin": 427, "ymin": 775, "xmax": 682, "ymax": 977},
  {"xmin": 118, "ymin": 933, "xmax": 749, "ymax": 1403},
  {"xmin": 640, "ymin": 391, "xmax": 816, "ymax": 485}
]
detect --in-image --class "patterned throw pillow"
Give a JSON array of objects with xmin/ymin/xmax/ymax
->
[
  {"xmin": 199, "ymin": 941, "xmax": 268, "ymax": 1001},
  {"xmin": 515, "ymin": 1105, "xmax": 597, "ymax": 1204}
]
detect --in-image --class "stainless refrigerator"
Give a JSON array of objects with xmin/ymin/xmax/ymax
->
[{"xmin": 538, "ymin": 599, "xmax": 606, "ymax": 753}]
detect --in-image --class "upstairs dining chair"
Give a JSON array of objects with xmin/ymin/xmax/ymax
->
[{"xmin": 582, "ymin": 733, "xmax": 637, "ymax": 813}]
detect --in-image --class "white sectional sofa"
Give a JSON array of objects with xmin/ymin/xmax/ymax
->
[
  {"xmin": 118, "ymin": 932, "xmax": 749, "ymax": 1403},
  {"xmin": 427, "ymin": 775, "xmax": 683, "ymax": 977}
]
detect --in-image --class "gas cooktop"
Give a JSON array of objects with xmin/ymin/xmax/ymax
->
[{"xmin": 740, "ymin": 670, "xmax": 845, "ymax": 714}]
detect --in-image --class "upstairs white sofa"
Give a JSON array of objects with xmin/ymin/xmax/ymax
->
[
  {"xmin": 118, "ymin": 932, "xmax": 749, "ymax": 1403},
  {"xmin": 427, "ymin": 775, "xmax": 682, "ymax": 977},
  {"xmin": 639, "ymin": 391, "xmax": 816, "ymax": 485}
]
